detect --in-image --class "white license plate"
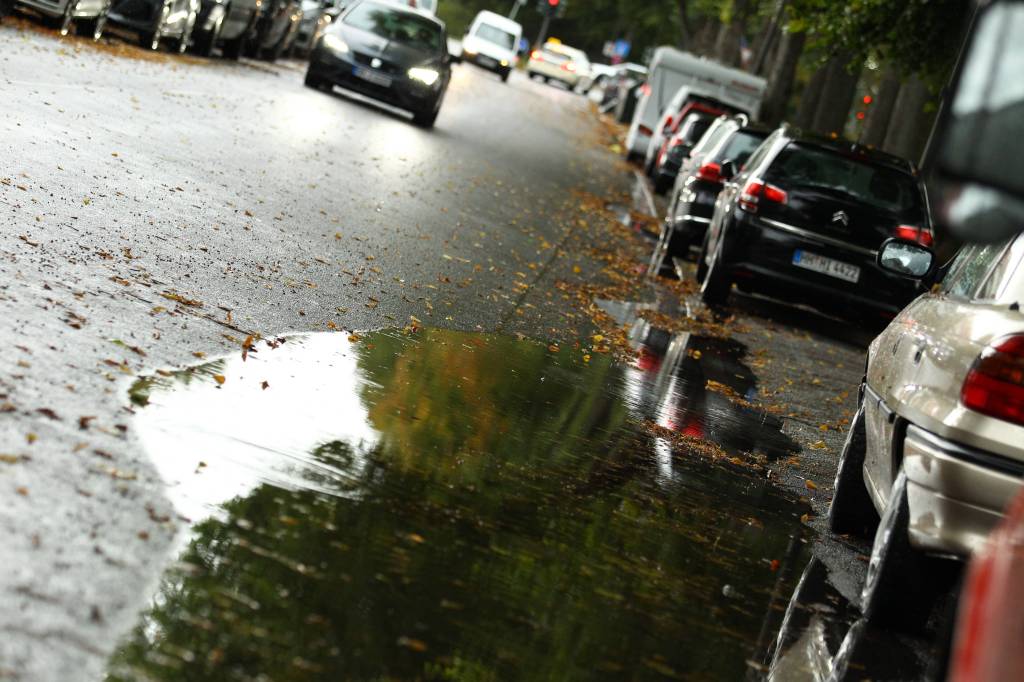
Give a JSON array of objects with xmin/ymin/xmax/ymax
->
[
  {"xmin": 353, "ymin": 66, "xmax": 392, "ymax": 88},
  {"xmin": 792, "ymin": 249, "xmax": 860, "ymax": 283},
  {"xmin": 477, "ymin": 56, "xmax": 496, "ymax": 67}
]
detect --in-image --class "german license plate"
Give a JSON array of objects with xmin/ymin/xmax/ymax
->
[
  {"xmin": 478, "ymin": 55, "xmax": 496, "ymax": 68},
  {"xmin": 353, "ymin": 66, "xmax": 392, "ymax": 88},
  {"xmin": 792, "ymin": 249, "xmax": 860, "ymax": 283}
]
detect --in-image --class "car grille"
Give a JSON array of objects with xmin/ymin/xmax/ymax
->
[{"xmin": 352, "ymin": 52, "xmax": 401, "ymax": 76}]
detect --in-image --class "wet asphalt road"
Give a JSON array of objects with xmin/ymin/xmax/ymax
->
[{"xmin": 0, "ymin": 18, "xmax": 937, "ymax": 682}]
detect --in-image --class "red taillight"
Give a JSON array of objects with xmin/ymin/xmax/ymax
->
[
  {"xmin": 895, "ymin": 224, "xmax": 935, "ymax": 247},
  {"xmin": 695, "ymin": 162, "xmax": 721, "ymax": 183},
  {"xmin": 738, "ymin": 180, "xmax": 787, "ymax": 213},
  {"xmin": 561, "ymin": 62, "xmax": 576, "ymax": 72},
  {"xmin": 530, "ymin": 50, "xmax": 542, "ymax": 60},
  {"xmin": 638, "ymin": 124, "xmax": 653, "ymax": 137},
  {"xmin": 962, "ymin": 335, "xmax": 1024, "ymax": 427}
]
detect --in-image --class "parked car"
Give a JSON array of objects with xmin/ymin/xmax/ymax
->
[
  {"xmin": 694, "ymin": 126, "xmax": 932, "ymax": 316},
  {"xmin": 247, "ymin": 0, "xmax": 301, "ymax": 60},
  {"xmin": 828, "ymin": 234, "xmax": 1024, "ymax": 629},
  {"xmin": 460, "ymin": 9, "xmax": 520, "ymax": 82},
  {"xmin": 108, "ymin": 0, "xmax": 199, "ymax": 52},
  {"xmin": 643, "ymin": 91, "xmax": 745, "ymax": 178},
  {"xmin": 649, "ymin": 117, "xmax": 768, "ymax": 277},
  {"xmin": 526, "ymin": 42, "xmax": 589, "ymax": 89},
  {"xmin": 289, "ymin": 0, "xmax": 343, "ymax": 58},
  {"xmin": 10, "ymin": 0, "xmax": 112, "ymax": 39},
  {"xmin": 648, "ymin": 111, "xmax": 715, "ymax": 194},
  {"xmin": 625, "ymin": 46, "xmax": 765, "ymax": 162},
  {"xmin": 305, "ymin": 0, "xmax": 452, "ymax": 128},
  {"xmin": 190, "ymin": 0, "xmax": 260, "ymax": 58}
]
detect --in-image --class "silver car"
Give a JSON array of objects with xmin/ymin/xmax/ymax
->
[
  {"xmin": 11, "ymin": 0, "xmax": 112, "ymax": 39},
  {"xmin": 830, "ymin": 235, "xmax": 1024, "ymax": 628}
]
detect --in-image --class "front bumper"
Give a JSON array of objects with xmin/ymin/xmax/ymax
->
[
  {"xmin": 309, "ymin": 47, "xmax": 441, "ymax": 113},
  {"xmin": 462, "ymin": 51, "xmax": 510, "ymax": 74},
  {"xmin": 903, "ymin": 424, "xmax": 1023, "ymax": 556}
]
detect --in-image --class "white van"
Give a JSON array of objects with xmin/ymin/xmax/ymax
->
[
  {"xmin": 461, "ymin": 10, "xmax": 522, "ymax": 82},
  {"xmin": 625, "ymin": 47, "xmax": 767, "ymax": 161}
]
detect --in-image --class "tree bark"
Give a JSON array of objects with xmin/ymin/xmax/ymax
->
[
  {"xmin": 761, "ymin": 27, "xmax": 805, "ymax": 125},
  {"xmin": 794, "ymin": 59, "xmax": 828, "ymax": 130},
  {"xmin": 751, "ymin": 0, "xmax": 787, "ymax": 76},
  {"xmin": 860, "ymin": 67, "xmax": 901, "ymax": 147},
  {"xmin": 811, "ymin": 54, "xmax": 861, "ymax": 135},
  {"xmin": 676, "ymin": 0, "xmax": 692, "ymax": 49},
  {"xmin": 713, "ymin": 0, "xmax": 753, "ymax": 67},
  {"xmin": 882, "ymin": 74, "xmax": 934, "ymax": 164}
]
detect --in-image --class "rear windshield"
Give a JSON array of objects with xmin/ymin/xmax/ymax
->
[
  {"xmin": 344, "ymin": 2, "xmax": 442, "ymax": 52},
  {"xmin": 767, "ymin": 143, "xmax": 923, "ymax": 214},
  {"xmin": 474, "ymin": 23, "xmax": 515, "ymax": 50},
  {"xmin": 540, "ymin": 48, "xmax": 569, "ymax": 63},
  {"xmin": 711, "ymin": 130, "xmax": 768, "ymax": 165}
]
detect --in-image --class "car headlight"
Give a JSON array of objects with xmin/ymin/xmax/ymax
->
[
  {"xmin": 408, "ymin": 67, "xmax": 440, "ymax": 86},
  {"xmin": 321, "ymin": 33, "xmax": 349, "ymax": 54}
]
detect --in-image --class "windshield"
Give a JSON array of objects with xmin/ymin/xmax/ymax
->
[
  {"xmin": 344, "ymin": 2, "xmax": 442, "ymax": 52},
  {"xmin": 768, "ymin": 144, "xmax": 923, "ymax": 214},
  {"xmin": 679, "ymin": 115, "xmax": 713, "ymax": 144},
  {"xmin": 474, "ymin": 23, "xmax": 515, "ymax": 50},
  {"xmin": 711, "ymin": 130, "xmax": 768, "ymax": 165}
]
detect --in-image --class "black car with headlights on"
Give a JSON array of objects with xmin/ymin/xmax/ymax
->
[
  {"xmin": 305, "ymin": 0, "xmax": 451, "ymax": 127},
  {"xmin": 649, "ymin": 119, "xmax": 769, "ymax": 277},
  {"xmin": 695, "ymin": 125, "xmax": 933, "ymax": 317}
]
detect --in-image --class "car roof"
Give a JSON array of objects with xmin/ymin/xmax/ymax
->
[
  {"xmin": 780, "ymin": 127, "xmax": 918, "ymax": 174},
  {"xmin": 472, "ymin": 10, "xmax": 523, "ymax": 32}
]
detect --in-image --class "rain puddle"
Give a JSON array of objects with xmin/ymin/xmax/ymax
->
[{"xmin": 107, "ymin": 319, "xmax": 811, "ymax": 681}]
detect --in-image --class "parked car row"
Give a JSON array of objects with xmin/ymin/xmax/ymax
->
[{"xmin": 623, "ymin": 6, "xmax": 1024, "ymax": 674}]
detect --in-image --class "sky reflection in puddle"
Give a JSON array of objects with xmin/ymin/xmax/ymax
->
[{"xmin": 108, "ymin": 323, "xmax": 810, "ymax": 681}]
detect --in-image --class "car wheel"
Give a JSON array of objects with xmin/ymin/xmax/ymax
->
[
  {"xmin": 141, "ymin": 1, "xmax": 170, "ymax": 50},
  {"xmin": 828, "ymin": 404, "xmax": 879, "ymax": 538},
  {"xmin": 177, "ymin": 9, "xmax": 196, "ymax": 54},
  {"xmin": 75, "ymin": 3, "xmax": 110, "ymax": 40},
  {"xmin": 860, "ymin": 470, "xmax": 937, "ymax": 631},
  {"xmin": 413, "ymin": 95, "xmax": 441, "ymax": 128},
  {"xmin": 500, "ymin": 69, "xmax": 509, "ymax": 83},
  {"xmin": 304, "ymin": 68, "xmax": 327, "ymax": 90},
  {"xmin": 222, "ymin": 31, "xmax": 246, "ymax": 60},
  {"xmin": 59, "ymin": 0, "xmax": 78, "ymax": 36},
  {"xmin": 192, "ymin": 12, "xmax": 223, "ymax": 57},
  {"xmin": 698, "ymin": 224, "xmax": 731, "ymax": 306},
  {"xmin": 653, "ymin": 173, "xmax": 671, "ymax": 195}
]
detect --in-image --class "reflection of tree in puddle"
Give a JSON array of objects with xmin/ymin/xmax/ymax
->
[{"xmin": 109, "ymin": 329, "xmax": 809, "ymax": 682}]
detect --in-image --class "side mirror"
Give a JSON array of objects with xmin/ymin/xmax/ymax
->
[
  {"xmin": 876, "ymin": 238, "xmax": 935, "ymax": 279},
  {"xmin": 720, "ymin": 160, "xmax": 737, "ymax": 181}
]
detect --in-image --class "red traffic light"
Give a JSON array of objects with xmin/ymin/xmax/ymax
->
[
  {"xmin": 863, "ymin": 95, "xmax": 873, "ymax": 105},
  {"xmin": 548, "ymin": 0, "xmax": 559, "ymax": 5}
]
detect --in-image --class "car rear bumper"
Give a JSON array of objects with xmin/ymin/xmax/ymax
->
[
  {"xmin": 723, "ymin": 212, "xmax": 921, "ymax": 315},
  {"xmin": 309, "ymin": 48, "xmax": 440, "ymax": 113},
  {"xmin": 527, "ymin": 61, "xmax": 579, "ymax": 85},
  {"xmin": 903, "ymin": 424, "xmax": 1024, "ymax": 556}
]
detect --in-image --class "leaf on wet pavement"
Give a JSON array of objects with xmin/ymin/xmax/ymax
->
[
  {"xmin": 160, "ymin": 291, "xmax": 203, "ymax": 307},
  {"xmin": 213, "ymin": 375, "xmax": 226, "ymax": 385}
]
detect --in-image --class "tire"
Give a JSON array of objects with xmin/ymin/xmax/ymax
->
[
  {"xmin": 304, "ymin": 68, "xmax": 327, "ymax": 90},
  {"xmin": 413, "ymin": 100, "xmax": 440, "ymax": 128},
  {"xmin": 141, "ymin": 2, "xmax": 170, "ymax": 50},
  {"xmin": 860, "ymin": 470, "xmax": 937, "ymax": 631},
  {"xmin": 75, "ymin": 7, "xmax": 109, "ymax": 40},
  {"xmin": 828, "ymin": 404, "xmax": 878, "ymax": 538},
  {"xmin": 653, "ymin": 173, "xmax": 671, "ymax": 195},
  {"xmin": 59, "ymin": 0, "xmax": 77, "ymax": 36},
  {"xmin": 222, "ymin": 31, "xmax": 246, "ymax": 60},
  {"xmin": 500, "ymin": 69, "xmax": 509, "ymax": 83},
  {"xmin": 192, "ymin": 13, "xmax": 223, "ymax": 57},
  {"xmin": 698, "ymin": 224, "xmax": 731, "ymax": 306}
]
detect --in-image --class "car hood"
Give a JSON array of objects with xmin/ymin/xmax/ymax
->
[{"xmin": 337, "ymin": 24, "xmax": 440, "ymax": 68}]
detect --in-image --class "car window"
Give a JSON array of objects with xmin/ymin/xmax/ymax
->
[
  {"xmin": 976, "ymin": 236, "xmax": 1024, "ymax": 300},
  {"xmin": 710, "ymin": 130, "xmax": 768, "ymax": 165},
  {"xmin": 740, "ymin": 132, "xmax": 780, "ymax": 175},
  {"xmin": 766, "ymin": 143, "xmax": 923, "ymax": 216},
  {"xmin": 540, "ymin": 47, "xmax": 569, "ymax": 63},
  {"xmin": 474, "ymin": 23, "xmax": 515, "ymax": 50},
  {"xmin": 942, "ymin": 242, "xmax": 1007, "ymax": 298},
  {"xmin": 345, "ymin": 2, "xmax": 441, "ymax": 52},
  {"xmin": 690, "ymin": 121, "xmax": 733, "ymax": 157}
]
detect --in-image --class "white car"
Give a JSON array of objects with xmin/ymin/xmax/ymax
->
[
  {"xmin": 460, "ymin": 10, "xmax": 521, "ymax": 82},
  {"xmin": 829, "ymin": 235, "xmax": 1024, "ymax": 628},
  {"xmin": 527, "ymin": 42, "xmax": 590, "ymax": 89}
]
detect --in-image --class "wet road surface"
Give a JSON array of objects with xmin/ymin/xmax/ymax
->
[{"xmin": 108, "ymin": 325, "xmax": 810, "ymax": 681}]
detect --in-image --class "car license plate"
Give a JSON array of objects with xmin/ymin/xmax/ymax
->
[
  {"xmin": 478, "ymin": 55, "xmax": 496, "ymax": 67},
  {"xmin": 353, "ymin": 66, "xmax": 392, "ymax": 88},
  {"xmin": 792, "ymin": 249, "xmax": 860, "ymax": 283}
]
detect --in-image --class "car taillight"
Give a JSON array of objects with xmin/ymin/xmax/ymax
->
[
  {"xmin": 962, "ymin": 335, "xmax": 1024, "ymax": 427},
  {"xmin": 895, "ymin": 224, "xmax": 935, "ymax": 247},
  {"xmin": 561, "ymin": 62, "xmax": 576, "ymax": 72},
  {"xmin": 696, "ymin": 162, "xmax": 721, "ymax": 183},
  {"xmin": 530, "ymin": 50, "xmax": 542, "ymax": 60},
  {"xmin": 638, "ymin": 124, "xmax": 653, "ymax": 136},
  {"xmin": 738, "ymin": 180, "xmax": 787, "ymax": 213}
]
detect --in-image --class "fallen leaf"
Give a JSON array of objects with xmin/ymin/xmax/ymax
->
[
  {"xmin": 213, "ymin": 375, "xmax": 226, "ymax": 385},
  {"xmin": 805, "ymin": 480, "xmax": 818, "ymax": 491}
]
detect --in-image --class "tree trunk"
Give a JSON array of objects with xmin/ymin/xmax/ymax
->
[
  {"xmin": 860, "ymin": 68, "xmax": 900, "ymax": 147},
  {"xmin": 676, "ymin": 0, "xmax": 692, "ymax": 48},
  {"xmin": 811, "ymin": 54, "xmax": 861, "ymax": 135},
  {"xmin": 691, "ymin": 19, "xmax": 718, "ymax": 57},
  {"xmin": 713, "ymin": 0, "xmax": 752, "ymax": 67},
  {"xmin": 751, "ymin": 0, "xmax": 787, "ymax": 76},
  {"xmin": 794, "ymin": 59, "xmax": 828, "ymax": 130},
  {"xmin": 761, "ymin": 27, "xmax": 805, "ymax": 125},
  {"xmin": 882, "ymin": 75, "xmax": 934, "ymax": 164}
]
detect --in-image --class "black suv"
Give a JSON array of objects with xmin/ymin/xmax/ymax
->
[
  {"xmin": 649, "ymin": 111, "xmax": 715, "ymax": 195},
  {"xmin": 695, "ymin": 126, "xmax": 933, "ymax": 317}
]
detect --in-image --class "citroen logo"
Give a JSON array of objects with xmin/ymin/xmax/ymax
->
[
  {"xmin": 832, "ymin": 210, "xmax": 849, "ymax": 226},
  {"xmin": 371, "ymin": 58, "xmax": 382, "ymax": 69}
]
